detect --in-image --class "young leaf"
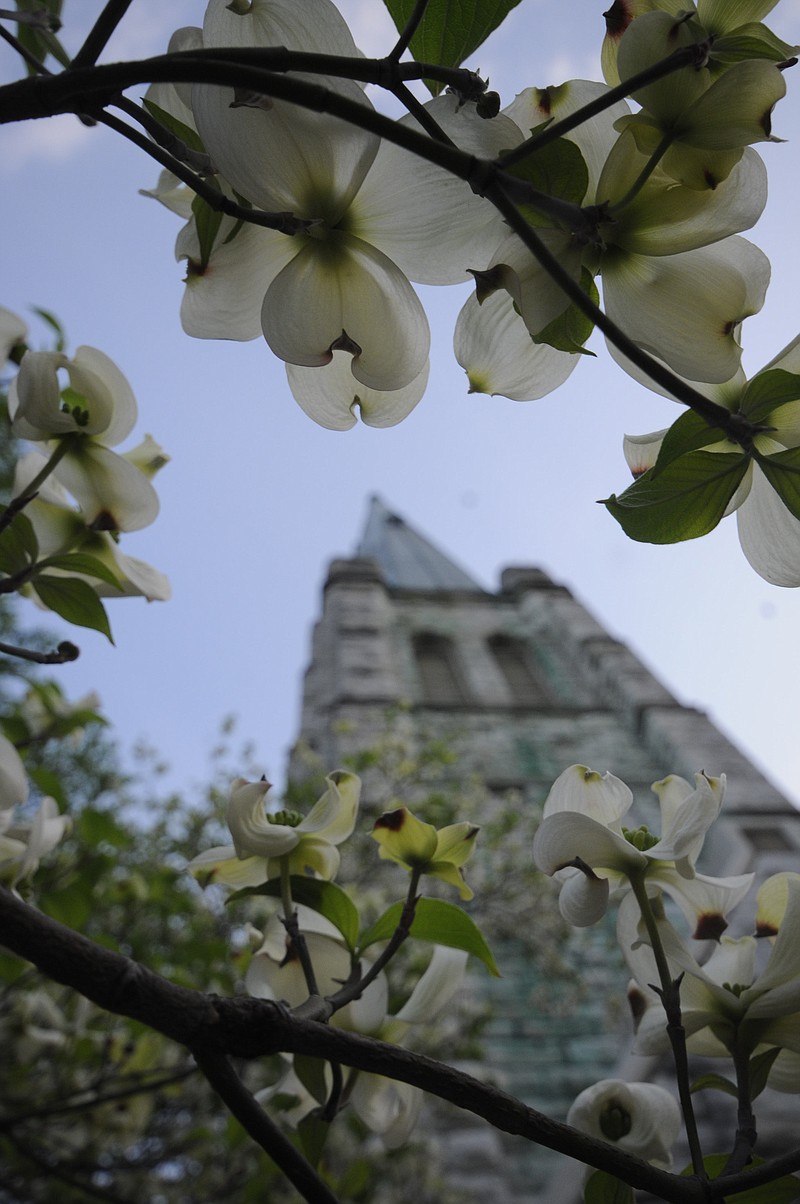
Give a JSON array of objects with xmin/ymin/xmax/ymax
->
[
  {"xmin": 584, "ymin": 1170, "xmax": 635, "ymax": 1204},
  {"xmin": 36, "ymin": 552, "xmax": 123, "ymax": 589},
  {"xmin": 690, "ymin": 1072, "xmax": 738, "ymax": 1098},
  {"xmin": 531, "ymin": 268, "xmax": 598, "ymax": 355},
  {"xmin": 650, "ymin": 410, "xmax": 729, "ymax": 477},
  {"xmin": 741, "ymin": 369, "xmax": 800, "ymax": 424},
  {"xmin": 191, "ymin": 192, "xmax": 224, "ymax": 273},
  {"xmin": 603, "ymin": 451, "xmax": 748, "ymax": 543},
  {"xmin": 754, "ymin": 447, "xmax": 800, "ymax": 521},
  {"xmin": 141, "ymin": 98, "xmax": 208, "ymax": 156},
  {"xmin": 33, "ymin": 576, "xmax": 113, "ymax": 642},
  {"xmin": 358, "ymin": 897, "xmax": 500, "ymax": 976},
  {"xmin": 0, "ymin": 507, "xmax": 38, "ymax": 575},
  {"xmin": 297, "ymin": 1111, "xmax": 330, "ymax": 1168},
  {"xmin": 507, "ymin": 136, "xmax": 590, "ymax": 224},
  {"xmin": 383, "ymin": 0, "xmax": 522, "ymax": 94},
  {"xmin": 293, "ymin": 1055, "xmax": 329, "ymax": 1106},
  {"xmin": 227, "ymin": 876, "xmax": 360, "ymax": 951},
  {"xmin": 30, "ymin": 304, "xmax": 67, "ymax": 351},
  {"xmin": 749, "ymin": 1046, "xmax": 782, "ymax": 1100}
]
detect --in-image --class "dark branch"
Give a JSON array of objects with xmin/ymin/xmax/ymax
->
[
  {"xmin": 193, "ymin": 1048, "xmax": 340, "ymax": 1204},
  {"xmin": 71, "ymin": 0, "xmax": 136, "ymax": 70},
  {"xmin": 0, "ymin": 886, "xmax": 709, "ymax": 1202},
  {"xmin": 0, "ymin": 639, "xmax": 79, "ymax": 664}
]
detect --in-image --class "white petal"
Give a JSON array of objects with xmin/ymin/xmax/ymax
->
[
  {"xmin": 567, "ymin": 1079, "xmax": 681, "ymax": 1168},
  {"xmin": 262, "ymin": 234, "xmax": 429, "ymax": 391},
  {"xmin": 454, "ymin": 290, "xmax": 579, "ymax": 402},
  {"xmin": 177, "ymin": 216, "xmax": 295, "ymax": 341},
  {"xmin": 351, "ymin": 1075, "xmax": 422, "ymax": 1148},
  {"xmin": 533, "ymin": 812, "xmax": 644, "ymax": 876},
  {"xmin": 287, "ymin": 353, "xmax": 427, "ymax": 430},
  {"xmin": 623, "ymin": 429, "xmax": 667, "ymax": 476},
  {"xmin": 557, "ymin": 869, "xmax": 612, "ymax": 926},
  {"xmin": 737, "ymin": 467, "xmax": 800, "ymax": 586},
  {"xmin": 54, "ymin": 444, "xmax": 160, "ymax": 533},
  {"xmin": 602, "ymin": 237, "xmax": 770, "ymax": 383},
  {"xmin": 0, "ymin": 735, "xmax": 28, "ymax": 810},
  {"xmin": 297, "ymin": 771, "xmax": 360, "ymax": 845},
  {"xmin": 543, "ymin": 763, "xmax": 633, "ymax": 823},
  {"xmin": 203, "ymin": 0, "xmax": 359, "ymax": 58},
  {"xmin": 192, "ymin": 79, "xmax": 377, "ymax": 218},
  {"xmin": 395, "ymin": 946, "xmax": 469, "ymax": 1024},
  {"xmin": 354, "ymin": 96, "xmax": 524, "ymax": 285}
]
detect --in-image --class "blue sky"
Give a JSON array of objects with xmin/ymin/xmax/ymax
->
[{"xmin": 3, "ymin": 0, "xmax": 800, "ymax": 805}]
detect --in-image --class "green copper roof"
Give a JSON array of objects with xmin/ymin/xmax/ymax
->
[{"xmin": 357, "ymin": 496, "xmax": 485, "ymax": 592}]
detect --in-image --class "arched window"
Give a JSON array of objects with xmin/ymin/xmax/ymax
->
[
  {"xmin": 412, "ymin": 633, "xmax": 466, "ymax": 704},
  {"xmin": 488, "ymin": 635, "xmax": 551, "ymax": 706}
]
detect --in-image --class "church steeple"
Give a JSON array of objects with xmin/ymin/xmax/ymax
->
[{"xmin": 357, "ymin": 495, "xmax": 485, "ymax": 592}]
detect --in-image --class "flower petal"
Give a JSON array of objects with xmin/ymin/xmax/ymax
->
[
  {"xmin": 298, "ymin": 770, "xmax": 360, "ymax": 845},
  {"xmin": 454, "ymin": 290, "xmax": 580, "ymax": 402},
  {"xmin": 54, "ymin": 444, "xmax": 160, "ymax": 533},
  {"xmin": 262, "ymin": 234, "xmax": 430, "ymax": 391},
  {"xmin": 737, "ymin": 466, "xmax": 800, "ymax": 586},
  {"xmin": 286, "ymin": 353, "xmax": 428, "ymax": 430},
  {"xmin": 543, "ymin": 763, "xmax": 633, "ymax": 823}
]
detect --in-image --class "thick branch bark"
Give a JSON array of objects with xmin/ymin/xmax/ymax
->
[{"xmin": 0, "ymin": 886, "xmax": 711, "ymax": 1203}]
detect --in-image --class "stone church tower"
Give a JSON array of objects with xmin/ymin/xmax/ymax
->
[{"xmin": 288, "ymin": 496, "xmax": 800, "ymax": 1202}]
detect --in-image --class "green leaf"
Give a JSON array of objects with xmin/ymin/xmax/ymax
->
[
  {"xmin": 293, "ymin": 1055, "xmax": 329, "ymax": 1106},
  {"xmin": 227, "ymin": 876, "xmax": 360, "ymax": 951},
  {"xmin": 682, "ymin": 1155, "xmax": 800, "ymax": 1203},
  {"xmin": 0, "ymin": 507, "xmax": 38, "ymax": 575},
  {"xmin": 650, "ymin": 410, "xmax": 729, "ymax": 477},
  {"xmin": 30, "ymin": 304, "xmax": 67, "ymax": 351},
  {"xmin": 711, "ymin": 24, "xmax": 798, "ymax": 65},
  {"xmin": 741, "ymin": 370, "xmax": 800, "ymax": 424},
  {"xmin": 33, "ymin": 575, "xmax": 113, "ymax": 642},
  {"xmin": 36, "ymin": 552, "xmax": 123, "ymax": 589},
  {"xmin": 749, "ymin": 1046, "xmax": 782, "ymax": 1101},
  {"xmin": 531, "ymin": 267, "xmax": 597, "ymax": 355},
  {"xmin": 583, "ymin": 1170, "xmax": 635, "ymax": 1204},
  {"xmin": 383, "ymin": 0, "xmax": 522, "ymax": 94},
  {"xmin": 507, "ymin": 136, "xmax": 590, "ymax": 224},
  {"xmin": 191, "ymin": 192, "xmax": 224, "ymax": 273},
  {"xmin": 141, "ymin": 97, "xmax": 207, "ymax": 156},
  {"xmin": 358, "ymin": 897, "xmax": 500, "ymax": 976},
  {"xmin": 690, "ymin": 1072, "xmax": 737, "ymax": 1098},
  {"xmin": 297, "ymin": 1111, "xmax": 330, "ymax": 1167},
  {"xmin": 603, "ymin": 451, "xmax": 749, "ymax": 544},
  {"xmin": 754, "ymin": 446, "xmax": 800, "ymax": 521},
  {"xmin": 28, "ymin": 766, "xmax": 68, "ymax": 809}
]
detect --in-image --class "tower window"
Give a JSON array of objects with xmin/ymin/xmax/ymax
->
[
  {"xmin": 413, "ymin": 633, "xmax": 467, "ymax": 704},
  {"xmin": 488, "ymin": 635, "xmax": 552, "ymax": 706}
]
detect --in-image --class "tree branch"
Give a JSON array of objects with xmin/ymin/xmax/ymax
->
[
  {"xmin": 0, "ymin": 886, "xmax": 711, "ymax": 1202},
  {"xmin": 192, "ymin": 1047, "xmax": 340, "ymax": 1204}
]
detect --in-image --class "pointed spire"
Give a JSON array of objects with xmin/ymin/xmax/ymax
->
[{"xmin": 357, "ymin": 496, "xmax": 485, "ymax": 592}]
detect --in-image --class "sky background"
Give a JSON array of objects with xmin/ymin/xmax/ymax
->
[{"xmin": 3, "ymin": 0, "xmax": 800, "ymax": 808}]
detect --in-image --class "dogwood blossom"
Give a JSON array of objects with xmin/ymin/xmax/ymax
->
[
  {"xmin": 188, "ymin": 771, "xmax": 360, "ymax": 886},
  {"xmin": 371, "ymin": 806, "xmax": 479, "ymax": 900},
  {"xmin": 9, "ymin": 347, "xmax": 160, "ymax": 533},
  {"xmin": 12, "ymin": 452, "xmax": 170, "ymax": 603},
  {"xmin": 620, "ymin": 333, "xmax": 800, "ymax": 584},
  {"xmin": 567, "ymin": 1078, "xmax": 681, "ymax": 1168},
  {"xmin": 0, "ymin": 796, "xmax": 71, "ymax": 889},
  {"xmin": 620, "ymin": 875, "xmax": 800, "ymax": 1073},
  {"xmin": 532, "ymin": 764, "xmax": 752, "ymax": 929},
  {"xmin": 248, "ymin": 905, "xmax": 467, "ymax": 1147}
]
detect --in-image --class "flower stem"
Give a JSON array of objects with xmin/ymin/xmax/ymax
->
[
  {"xmin": 279, "ymin": 859, "xmax": 320, "ymax": 998},
  {"xmin": 629, "ymin": 874, "xmax": 706, "ymax": 1181},
  {"xmin": 606, "ymin": 132, "xmax": 674, "ymax": 215},
  {"xmin": 0, "ymin": 437, "xmax": 73, "ymax": 537}
]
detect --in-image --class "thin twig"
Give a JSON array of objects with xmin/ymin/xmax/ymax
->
[
  {"xmin": 387, "ymin": 0, "xmax": 430, "ymax": 63},
  {"xmin": 70, "ymin": 0, "xmax": 135, "ymax": 70},
  {"xmin": 192, "ymin": 1047, "xmax": 340, "ymax": 1204},
  {"xmin": 0, "ymin": 640, "xmax": 79, "ymax": 664}
]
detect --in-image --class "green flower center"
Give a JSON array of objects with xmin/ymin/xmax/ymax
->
[
  {"xmin": 61, "ymin": 387, "xmax": 90, "ymax": 427},
  {"xmin": 622, "ymin": 825, "xmax": 660, "ymax": 852},
  {"xmin": 722, "ymin": 982, "xmax": 750, "ymax": 997},
  {"xmin": 600, "ymin": 1101, "xmax": 633, "ymax": 1142},
  {"xmin": 267, "ymin": 809, "xmax": 303, "ymax": 828}
]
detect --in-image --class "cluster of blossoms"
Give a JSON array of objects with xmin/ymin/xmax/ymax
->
[
  {"xmin": 534, "ymin": 762, "xmax": 800, "ymax": 1168},
  {"xmin": 0, "ymin": 732, "xmax": 69, "ymax": 891},
  {"xmin": 1, "ymin": 306, "xmax": 170, "ymax": 615},
  {"xmin": 189, "ymin": 773, "xmax": 479, "ymax": 1147},
  {"xmin": 139, "ymin": 0, "xmax": 800, "ymax": 583}
]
